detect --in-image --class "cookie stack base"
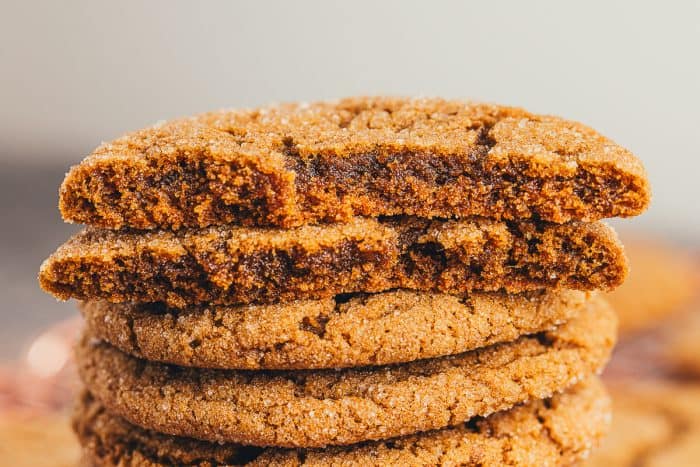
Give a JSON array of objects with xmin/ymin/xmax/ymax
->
[
  {"xmin": 75, "ymin": 296, "xmax": 615, "ymax": 448},
  {"xmin": 75, "ymin": 377, "xmax": 610, "ymax": 467}
]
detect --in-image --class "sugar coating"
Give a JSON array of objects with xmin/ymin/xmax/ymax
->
[
  {"xmin": 39, "ymin": 216, "xmax": 628, "ymax": 308},
  {"xmin": 75, "ymin": 296, "xmax": 616, "ymax": 448},
  {"xmin": 80, "ymin": 289, "xmax": 589, "ymax": 370},
  {"xmin": 59, "ymin": 97, "xmax": 650, "ymax": 230},
  {"xmin": 74, "ymin": 377, "xmax": 610, "ymax": 466}
]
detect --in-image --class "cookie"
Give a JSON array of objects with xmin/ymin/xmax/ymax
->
[
  {"xmin": 75, "ymin": 377, "xmax": 610, "ymax": 467},
  {"xmin": 76, "ymin": 295, "xmax": 615, "ymax": 448},
  {"xmin": 587, "ymin": 382, "xmax": 700, "ymax": 466},
  {"xmin": 80, "ymin": 289, "xmax": 588, "ymax": 370},
  {"xmin": 40, "ymin": 216, "xmax": 627, "ymax": 308},
  {"xmin": 605, "ymin": 235, "xmax": 699, "ymax": 334},
  {"xmin": 59, "ymin": 97, "xmax": 650, "ymax": 231}
]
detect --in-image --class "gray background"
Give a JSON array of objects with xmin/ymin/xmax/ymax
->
[{"xmin": 1, "ymin": 0, "xmax": 698, "ymax": 358}]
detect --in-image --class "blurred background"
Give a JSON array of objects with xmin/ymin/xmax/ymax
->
[{"xmin": 0, "ymin": 1, "xmax": 698, "ymax": 465}]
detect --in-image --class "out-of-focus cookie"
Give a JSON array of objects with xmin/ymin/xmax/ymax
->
[
  {"xmin": 662, "ymin": 309, "xmax": 700, "ymax": 376},
  {"xmin": 605, "ymin": 235, "xmax": 699, "ymax": 335},
  {"xmin": 0, "ymin": 411, "xmax": 79, "ymax": 467},
  {"xmin": 587, "ymin": 381, "xmax": 700, "ymax": 466},
  {"xmin": 76, "ymin": 296, "xmax": 616, "ymax": 448}
]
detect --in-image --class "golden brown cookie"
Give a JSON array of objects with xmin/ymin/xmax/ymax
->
[
  {"xmin": 39, "ymin": 216, "xmax": 627, "ymax": 308},
  {"xmin": 76, "ymin": 296, "xmax": 616, "ymax": 448},
  {"xmin": 59, "ymin": 97, "xmax": 650, "ymax": 231},
  {"xmin": 75, "ymin": 377, "xmax": 610, "ymax": 467},
  {"xmin": 80, "ymin": 289, "xmax": 589, "ymax": 370},
  {"xmin": 587, "ymin": 381, "xmax": 700, "ymax": 466},
  {"xmin": 605, "ymin": 235, "xmax": 699, "ymax": 335}
]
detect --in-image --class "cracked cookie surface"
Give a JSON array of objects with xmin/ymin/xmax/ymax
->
[
  {"xmin": 75, "ymin": 377, "xmax": 610, "ymax": 467},
  {"xmin": 76, "ymin": 296, "xmax": 616, "ymax": 448},
  {"xmin": 40, "ymin": 216, "xmax": 627, "ymax": 308},
  {"xmin": 81, "ymin": 289, "xmax": 588, "ymax": 370},
  {"xmin": 59, "ymin": 97, "xmax": 650, "ymax": 230}
]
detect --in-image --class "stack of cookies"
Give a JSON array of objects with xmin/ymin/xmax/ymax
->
[{"xmin": 39, "ymin": 97, "xmax": 650, "ymax": 466}]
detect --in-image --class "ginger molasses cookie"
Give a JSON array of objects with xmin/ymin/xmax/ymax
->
[
  {"xmin": 81, "ymin": 289, "xmax": 588, "ymax": 370},
  {"xmin": 75, "ymin": 377, "xmax": 610, "ymax": 467},
  {"xmin": 40, "ymin": 216, "xmax": 627, "ymax": 308},
  {"xmin": 76, "ymin": 296, "xmax": 616, "ymax": 448},
  {"xmin": 59, "ymin": 97, "xmax": 650, "ymax": 230}
]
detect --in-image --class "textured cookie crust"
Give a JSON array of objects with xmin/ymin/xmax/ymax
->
[
  {"xmin": 80, "ymin": 289, "xmax": 588, "ymax": 370},
  {"xmin": 76, "ymin": 296, "xmax": 616, "ymax": 448},
  {"xmin": 588, "ymin": 382, "xmax": 700, "ymax": 467},
  {"xmin": 59, "ymin": 97, "xmax": 650, "ymax": 230},
  {"xmin": 40, "ymin": 216, "xmax": 627, "ymax": 308},
  {"xmin": 75, "ymin": 378, "xmax": 610, "ymax": 467}
]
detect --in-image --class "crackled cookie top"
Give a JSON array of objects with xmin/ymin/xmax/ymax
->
[
  {"xmin": 75, "ymin": 377, "xmax": 610, "ymax": 467},
  {"xmin": 59, "ymin": 97, "xmax": 650, "ymax": 230},
  {"xmin": 81, "ymin": 289, "xmax": 588, "ymax": 370},
  {"xmin": 39, "ymin": 216, "xmax": 627, "ymax": 308},
  {"xmin": 76, "ymin": 296, "xmax": 616, "ymax": 448}
]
